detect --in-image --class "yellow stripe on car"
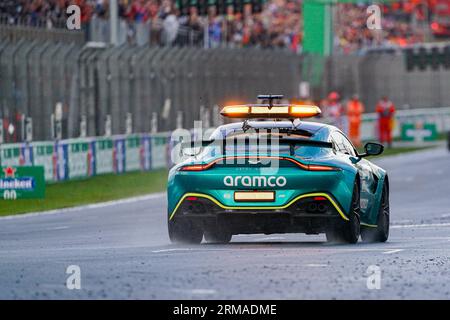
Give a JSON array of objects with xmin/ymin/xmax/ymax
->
[{"xmin": 169, "ymin": 192, "xmax": 349, "ymax": 221}]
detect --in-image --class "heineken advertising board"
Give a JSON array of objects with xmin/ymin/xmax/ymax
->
[{"xmin": 0, "ymin": 166, "xmax": 45, "ymax": 200}]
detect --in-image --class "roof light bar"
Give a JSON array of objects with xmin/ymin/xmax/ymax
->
[{"xmin": 220, "ymin": 104, "xmax": 321, "ymax": 119}]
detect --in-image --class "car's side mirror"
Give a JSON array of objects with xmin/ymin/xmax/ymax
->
[{"xmin": 360, "ymin": 142, "xmax": 384, "ymax": 157}]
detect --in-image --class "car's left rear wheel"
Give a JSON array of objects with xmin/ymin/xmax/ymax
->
[{"xmin": 168, "ymin": 218, "xmax": 203, "ymax": 244}]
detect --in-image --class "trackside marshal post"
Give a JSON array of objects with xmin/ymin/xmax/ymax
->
[{"xmin": 0, "ymin": 166, "xmax": 45, "ymax": 200}]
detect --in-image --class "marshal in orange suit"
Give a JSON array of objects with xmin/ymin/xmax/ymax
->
[{"xmin": 346, "ymin": 94, "xmax": 365, "ymax": 147}]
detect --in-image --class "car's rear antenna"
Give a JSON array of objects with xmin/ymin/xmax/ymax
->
[{"xmin": 257, "ymin": 94, "xmax": 283, "ymax": 109}]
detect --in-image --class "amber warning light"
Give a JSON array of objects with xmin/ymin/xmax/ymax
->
[
  {"xmin": 220, "ymin": 104, "xmax": 321, "ymax": 119},
  {"xmin": 220, "ymin": 95, "xmax": 321, "ymax": 119}
]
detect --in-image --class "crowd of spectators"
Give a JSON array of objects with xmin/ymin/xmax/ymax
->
[
  {"xmin": 334, "ymin": 1, "xmax": 432, "ymax": 54},
  {"xmin": 0, "ymin": 0, "xmax": 440, "ymax": 53}
]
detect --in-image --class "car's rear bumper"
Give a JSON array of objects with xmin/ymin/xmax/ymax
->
[{"xmin": 169, "ymin": 192, "xmax": 347, "ymax": 235}]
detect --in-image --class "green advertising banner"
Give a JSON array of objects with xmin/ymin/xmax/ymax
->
[
  {"xmin": 151, "ymin": 135, "xmax": 168, "ymax": 169},
  {"xmin": 401, "ymin": 123, "xmax": 438, "ymax": 142},
  {"xmin": 95, "ymin": 138, "xmax": 114, "ymax": 175},
  {"xmin": 125, "ymin": 135, "xmax": 141, "ymax": 172},
  {"xmin": 0, "ymin": 166, "xmax": 45, "ymax": 200},
  {"xmin": 66, "ymin": 140, "xmax": 92, "ymax": 179},
  {"xmin": 32, "ymin": 141, "xmax": 56, "ymax": 182}
]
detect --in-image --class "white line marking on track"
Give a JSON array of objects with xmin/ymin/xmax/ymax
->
[
  {"xmin": 189, "ymin": 289, "xmax": 217, "ymax": 295},
  {"xmin": 382, "ymin": 249, "xmax": 404, "ymax": 254},
  {"xmin": 0, "ymin": 192, "xmax": 166, "ymax": 221},
  {"xmin": 391, "ymin": 222, "xmax": 450, "ymax": 229},
  {"xmin": 174, "ymin": 288, "xmax": 217, "ymax": 295},
  {"xmin": 304, "ymin": 264, "xmax": 328, "ymax": 267},
  {"xmin": 45, "ymin": 226, "xmax": 69, "ymax": 231},
  {"xmin": 151, "ymin": 248, "xmax": 193, "ymax": 253}
]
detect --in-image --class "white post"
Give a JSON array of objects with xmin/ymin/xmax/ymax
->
[
  {"xmin": 125, "ymin": 112, "xmax": 133, "ymax": 135},
  {"xmin": 80, "ymin": 115, "xmax": 87, "ymax": 138},
  {"xmin": 151, "ymin": 112, "xmax": 158, "ymax": 133},
  {"xmin": 105, "ymin": 114, "xmax": 112, "ymax": 136},
  {"xmin": 176, "ymin": 111, "xmax": 183, "ymax": 129},
  {"xmin": 50, "ymin": 114, "xmax": 55, "ymax": 139},
  {"xmin": 0, "ymin": 118, "xmax": 3, "ymax": 144},
  {"xmin": 25, "ymin": 117, "xmax": 33, "ymax": 142},
  {"xmin": 110, "ymin": 0, "xmax": 119, "ymax": 46}
]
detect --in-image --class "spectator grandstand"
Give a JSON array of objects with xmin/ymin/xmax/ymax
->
[{"xmin": 0, "ymin": 1, "xmax": 446, "ymax": 53}]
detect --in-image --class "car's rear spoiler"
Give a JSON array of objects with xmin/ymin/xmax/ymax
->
[{"xmin": 180, "ymin": 138, "xmax": 332, "ymax": 156}]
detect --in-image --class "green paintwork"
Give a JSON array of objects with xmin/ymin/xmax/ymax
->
[{"xmin": 167, "ymin": 121, "xmax": 387, "ymax": 227}]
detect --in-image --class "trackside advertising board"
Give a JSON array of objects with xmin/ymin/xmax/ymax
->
[
  {"xmin": 0, "ymin": 134, "xmax": 171, "ymax": 183},
  {"xmin": 0, "ymin": 166, "xmax": 45, "ymax": 199}
]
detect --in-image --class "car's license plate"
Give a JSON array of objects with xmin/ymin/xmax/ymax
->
[{"xmin": 234, "ymin": 191, "xmax": 275, "ymax": 202}]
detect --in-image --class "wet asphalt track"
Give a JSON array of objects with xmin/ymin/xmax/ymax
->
[{"xmin": 1, "ymin": 147, "xmax": 450, "ymax": 299}]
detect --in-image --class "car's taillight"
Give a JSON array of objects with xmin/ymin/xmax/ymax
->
[
  {"xmin": 307, "ymin": 164, "xmax": 341, "ymax": 171},
  {"xmin": 179, "ymin": 163, "xmax": 214, "ymax": 171},
  {"xmin": 179, "ymin": 157, "xmax": 340, "ymax": 171}
]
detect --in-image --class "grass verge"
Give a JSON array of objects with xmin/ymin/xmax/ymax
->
[{"xmin": 0, "ymin": 169, "xmax": 167, "ymax": 217}]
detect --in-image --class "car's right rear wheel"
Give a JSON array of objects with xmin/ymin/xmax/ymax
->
[
  {"xmin": 361, "ymin": 181, "xmax": 390, "ymax": 243},
  {"xmin": 326, "ymin": 181, "xmax": 361, "ymax": 244},
  {"xmin": 168, "ymin": 218, "xmax": 203, "ymax": 244}
]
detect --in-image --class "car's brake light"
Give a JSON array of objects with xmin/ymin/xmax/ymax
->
[
  {"xmin": 308, "ymin": 164, "xmax": 341, "ymax": 171},
  {"xmin": 179, "ymin": 158, "xmax": 340, "ymax": 172},
  {"xmin": 179, "ymin": 163, "xmax": 214, "ymax": 171}
]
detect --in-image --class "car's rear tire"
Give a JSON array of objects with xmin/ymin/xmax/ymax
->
[
  {"xmin": 326, "ymin": 181, "xmax": 361, "ymax": 244},
  {"xmin": 168, "ymin": 218, "xmax": 203, "ymax": 244},
  {"xmin": 361, "ymin": 181, "xmax": 390, "ymax": 243},
  {"xmin": 204, "ymin": 227, "xmax": 232, "ymax": 244}
]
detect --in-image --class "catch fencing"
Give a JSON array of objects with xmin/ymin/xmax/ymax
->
[
  {"xmin": 314, "ymin": 52, "xmax": 450, "ymax": 113},
  {"xmin": 0, "ymin": 40, "xmax": 301, "ymax": 142},
  {"xmin": 1, "ymin": 38, "xmax": 450, "ymax": 144}
]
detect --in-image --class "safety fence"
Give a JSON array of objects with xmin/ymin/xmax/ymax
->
[
  {"xmin": 1, "ymin": 39, "xmax": 450, "ymax": 145},
  {"xmin": 0, "ymin": 40, "xmax": 301, "ymax": 142},
  {"xmin": 303, "ymin": 52, "xmax": 450, "ymax": 114},
  {"xmin": 1, "ymin": 107, "xmax": 449, "ymax": 184}
]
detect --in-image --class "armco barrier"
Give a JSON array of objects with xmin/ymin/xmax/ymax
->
[{"xmin": 0, "ymin": 133, "xmax": 171, "ymax": 183}]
